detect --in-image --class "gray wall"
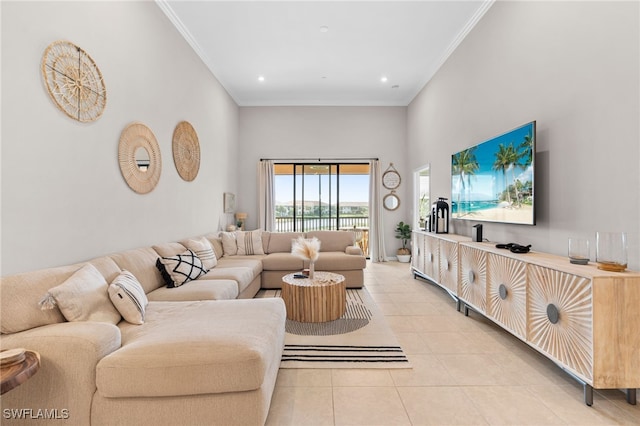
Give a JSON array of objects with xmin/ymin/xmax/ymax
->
[
  {"xmin": 238, "ymin": 106, "xmax": 408, "ymax": 259},
  {"xmin": 407, "ymin": 1, "xmax": 639, "ymax": 270},
  {"xmin": 1, "ymin": 1, "xmax": 239, "ymax": 275}
]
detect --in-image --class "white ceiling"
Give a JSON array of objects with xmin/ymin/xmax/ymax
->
[{"xmin": 158, "ymin": 1, "xmax": 493, "ymax": 107}]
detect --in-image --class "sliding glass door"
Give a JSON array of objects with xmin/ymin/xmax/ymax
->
[{"xmin": 274, "ymin": 163, "xmax": 370, "ymax": 233}]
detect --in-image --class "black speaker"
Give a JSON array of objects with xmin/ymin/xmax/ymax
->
[{"xmin": 472, "ymin": 224, "xmax": 483, "ymax": 242}]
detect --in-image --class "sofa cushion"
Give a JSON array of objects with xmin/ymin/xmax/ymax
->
[
  {"xmin": 146, "ymin": 279, "xmax": 238, "ymax": 301},
  {"xmin": 39, "ymin": 263, "xmax": 121, "ymax": 324},
  {"xmin": 1, "ymin": 264, "xmax": 79, "ymax": 334},
  {"xmin": 306, "ymin": 230, "xmax": 355, "ymax": 252},
  {"xmin": 261, "ymin": 231, "xmax": 271, "ymax": 254},
  {"xmin": 152, "ymin": 242, "xmax": 187, "ymax": 258},
  {"xmin": 156, "ymin": 249, "xmax": 208, "ymax": 288},
  {"xmin": 108, "ymin": 270, "xmax": 148, "ymax": 325},
  {"xmin": 314, "ymin": 251, "xmax": 367, "ymax": 271},
  {"xmin": 200, "ymin": 266, "xmax": 257, "ymax": 295},
  {"xmin": 110, "ymin": 248, "xmax": 165, "ymax": 294},
  {"xmin": 236, "ymin": 230, "xmax": 265, "ymax": 255},
  {"xmin": 183, "ymin": 237, "xmax": 218, "ymax": 269},
  {"xmin": 266, "ymin": 232, "xmax": 303, "ymax": 253},
  {"xmin": 261, "ymin": 252, "xmax": 305, "ymax": 271},
  {"xmin": 202, "ymin": 233, "xmax": 224, "ymax": 259},
  {"xmin": 88, "ymin": 256, "xmax": 125, "ymax": 284},
  {"xmin": 216, "ymin": 257, "xmax": 264, "ymax": 277},
  {"xmin": 95, "ymin": 299, "xmax": 286, "ymax": 398}
]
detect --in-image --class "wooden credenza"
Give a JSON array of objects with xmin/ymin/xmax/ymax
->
[
  {"xmin": 411, "ymin": 231, "xmax": 640, "ymax": 406},
  {"xmin": 411, "ymin": 232, "xmax": 471, "ymax": 309}
]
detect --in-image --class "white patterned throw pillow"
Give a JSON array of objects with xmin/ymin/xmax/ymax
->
[
  {"xmin": 236, "ymin": 230, "xmax": 265, "ymax": 255},
  {"xmin": 109, "ymin": 270, "xmax": 148, "ymax": 325},
  {"xmin": 156, "ymin": 249, "xmax": 208, "ymax": 288}
]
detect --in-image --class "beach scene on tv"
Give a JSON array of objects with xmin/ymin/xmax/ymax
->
[{"xmin": 451, "ymin": 122, "xmax": 535, "ymax": 225}]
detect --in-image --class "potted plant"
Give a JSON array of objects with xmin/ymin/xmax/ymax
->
[{"xmin": 395, "ymin": 221, "xmax": 412, "ymax": 262}]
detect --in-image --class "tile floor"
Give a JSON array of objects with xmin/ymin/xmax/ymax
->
[{"xmin": 265, "ymin": 261, "xmax": 640, "ymax": 425}]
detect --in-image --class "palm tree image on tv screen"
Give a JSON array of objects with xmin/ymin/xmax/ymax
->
[{"xmin": 451, "ymin": 121, "xmax": 536, "ymax": 226}]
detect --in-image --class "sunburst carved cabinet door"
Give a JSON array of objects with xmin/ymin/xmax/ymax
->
[
  {"xmin": 411, "ymin": 232, "xmax": 425, "ymax": 276},
  {"xmin": 439, "ymin": 240, "xmax": 459, "ymax": 295},
  {"xmin": 528, "ymin": 265, "xmax": 593, "ymax": 382},
  {"xmin": 459, "ymin": 244, "xmax": 487, "ymax": 313},
  {"xmin": 486, "ymin": 253, "xmax": 527, "ymax": 340},
  {"xmin": 423, "ymin": 234, "xmax": 440, "ymax": 282}
]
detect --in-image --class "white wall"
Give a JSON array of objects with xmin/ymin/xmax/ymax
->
[
  {"xmin": 238, "ymin": 106, "xmax": 408, "ymax": 259},
  {"xmin": 1, "ymin": 1, "xmax": 239, "ymax": 275},
  {"xmin": 407, "ymin": 1, "xmax": 639, "ymax": 270}
]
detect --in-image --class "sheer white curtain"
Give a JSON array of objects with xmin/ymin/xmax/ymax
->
[
  {"xmin": 258, "ymin": 160, "xmax": 275, "ymax": 231},
  {"xmin": 368, "ymin": 160, "xmax": 386, "ymax": 262}
]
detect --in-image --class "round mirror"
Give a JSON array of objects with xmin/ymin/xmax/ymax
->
[
  {"xmin": 383, "ymin": 193, "xmax": 400, "ymax": 211},
  {"xmin": 135, "ymin": 147, "xmax": 150, "ymax": 172},
  {"xmin": 118, "ymin": 122, "xmax": 162, "ymax": 194}
]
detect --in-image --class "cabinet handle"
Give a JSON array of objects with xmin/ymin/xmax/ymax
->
[
  {"xmin": 468, "ymin": 270, "xmax": 476, "ymax": 283},
  {"xmin": 428, "ymin": 253, "xmax": 433, "ymax": 262},
  {"xmin": 547, "ymin": 304, "xmax": 560, "ymax": 324},
  {"xmin": 499, "ymin": 284, "xmax": 508, "ymax": 300},
  {"xmin": 446, "ymin": 261, "xmax": 451, "ymax": 271}
]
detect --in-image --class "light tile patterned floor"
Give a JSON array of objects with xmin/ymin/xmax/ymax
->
[{"xmin": 266, "ymin": 261, "xmax": 640, "ymax": 425}]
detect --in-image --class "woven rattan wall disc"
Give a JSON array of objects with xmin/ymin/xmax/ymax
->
[
  {"xmin": 41, "ymin": 40, "xmax": 107, "ymax": 122},
  {"xmin": 172, "ymin": 121, "xmax": 200, "ymax": 181},
  {"xmin": 118, "ymin": 122, "xmax": 162, "ymax": 194}
]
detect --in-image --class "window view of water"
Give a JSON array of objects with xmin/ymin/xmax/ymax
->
[{"xmin": 274, "ymin": 163, "xmax": 370, "ymax": 233}]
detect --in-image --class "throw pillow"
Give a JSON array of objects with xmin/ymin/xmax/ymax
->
[
  {"xmin": 184, "ymin": 237, "xmax": 217, "ymax": 269},
  {"xmin": 108, "ymin": 270, "xmax": 148, "ymax": 325},
  {"xmin": 220, "ymin": 231, "xmax": 238, "ymax": 256},
  {"xmin": 236, "ymin": 230, "xmax": 265, "ymax": 255},
  {"xmin": 202, "ymin": 233, "xmax": 224, "ymax": 259},
  {"xmin": 39, "ymin": 263, "xmax": 121, "ymax": 324},
  {"xmin": 156, "ymin": 249, "xmax": 208, "ymax": 288}
]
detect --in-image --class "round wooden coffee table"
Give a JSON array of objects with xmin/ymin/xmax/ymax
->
[{"xmin": 281, "ymin": 272, "xmax": 346, "ymax": 323}]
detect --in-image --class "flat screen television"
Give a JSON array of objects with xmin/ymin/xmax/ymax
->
[{"xmin": 451, "ymin": 121, "xmax": 536, "ymax": 225}]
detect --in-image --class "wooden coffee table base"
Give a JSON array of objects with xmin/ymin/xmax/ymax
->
[{"xmin": 281, "ymin": 272, "xmax": 346, "ymax": 323}]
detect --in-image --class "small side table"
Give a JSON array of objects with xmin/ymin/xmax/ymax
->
[
  {"xmin": 1, "ymin": 350, "xmax": 41, "ymax": 394},
  {"xmin": 281, "ymin": 272, "xmax": 346, "ymax": 323}
]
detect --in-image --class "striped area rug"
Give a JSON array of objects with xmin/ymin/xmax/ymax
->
[{"xmin": 257, "ymin": 288, "xmax": 411, "ymax": 369}]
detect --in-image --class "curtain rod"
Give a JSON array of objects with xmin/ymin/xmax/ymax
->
[{"xmin": 260, "ymin": 157, "xmax": 378, "ymax": 162}]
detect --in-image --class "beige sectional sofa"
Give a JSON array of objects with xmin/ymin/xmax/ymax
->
[
  {"xmin": 0, "ymin": 230, "xmax": 366, "ymax": 425},
  {"xmin": 259, "ymin": 230, "xmax": 366, "ymax": 288}
]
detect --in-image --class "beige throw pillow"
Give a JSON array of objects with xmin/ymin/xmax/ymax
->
[
  {"xmin": 184, "ymin": 237, "xmax": 217, "ymax": 269},
  {"xmin": 236, "ymin": 230, "xmax": 265, "ymax": 255},
  {"xmin": 39, "ymin": 263, "xmax": 121, "ymax": 324},
  {"xmin": 109, "ymin": 270, "xmax": 148, "ymax": 325},
  {"xmin": 220, "ymin": 231, "xmax": 238, "ymax": 256}
]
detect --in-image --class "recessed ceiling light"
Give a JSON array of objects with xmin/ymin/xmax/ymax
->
[
  {"xmin": 320, "ymin": 25, "xmax": 329, "ymax": 33},
  {"xmin": 258, "ymin": 75, "xmax": 265, "ymax": 82},
  {"xmin": 380, "ymin": 76, "xmax": 388, "ymax": 83}
]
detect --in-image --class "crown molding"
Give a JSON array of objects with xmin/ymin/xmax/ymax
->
[
  {"xmin": 155, "ymin": 0, "xmax": 240, "ymax": 104},
  {"xmin": 410, "ymin": 0, "xmax": 495, "ymax": 104}
]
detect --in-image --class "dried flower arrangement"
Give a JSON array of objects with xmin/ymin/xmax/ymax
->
[{"xmin": 291, "ymin": 237, "xmax": 321, "ymax": 278}]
